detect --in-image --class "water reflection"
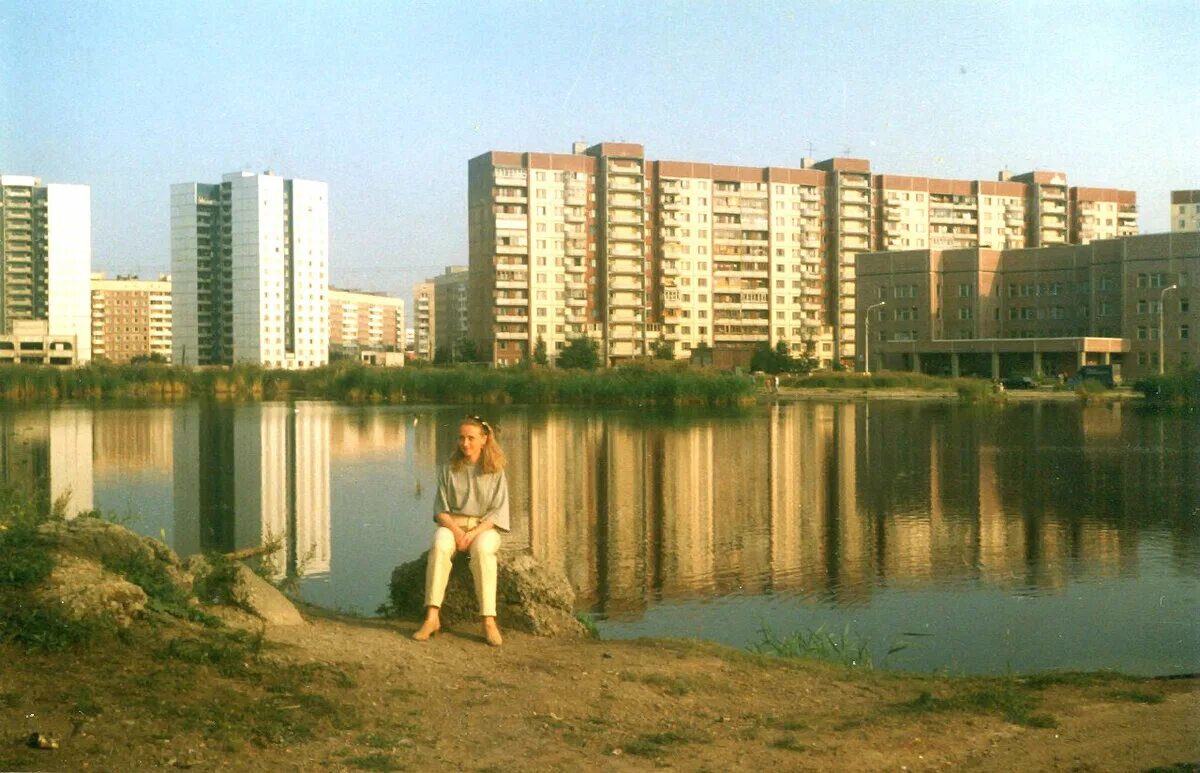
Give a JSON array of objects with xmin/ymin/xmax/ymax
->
[{"xmin": 1, "ymin": 401, "xmax": 1196, "ymax": 673}]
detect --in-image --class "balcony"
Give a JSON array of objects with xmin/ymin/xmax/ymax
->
[
  {"xmin": 839, "ymin": 176, "xmax": 869, "ymax": 189},
  {"xmin": 607, "ymin": 176, "xmax": 642, "ymax": 192},
  {"xmin": 495, "ymin": 241, "xmax": 529, "ymax": 254},
  {"xmin": 608, "ymin": 260, "xmax": 643, "ymax": 275},
  {"xmin": 494, "ymin": 295, "xmax": 529, "ymax": 306}
]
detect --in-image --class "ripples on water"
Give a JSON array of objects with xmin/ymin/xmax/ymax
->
[{"xmin": 2, "ymin": 400, "xmax": 1196, "ymax": 675}]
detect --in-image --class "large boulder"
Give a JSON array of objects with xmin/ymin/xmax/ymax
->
[
  {"xmin": 228, "ymin": 564, "xmax": 304, "ymax": 626},
  {"xmin": 38, "ymin": 517, "xmax": 192, "ymax": 599},
  {"xmin": 389, "ymin": 551, "xmax": 586, "ymax": 637},
  {"xmin": 36, "ymin": 553, "xmax": 148, "ymax": 627},
  {"xmin": 184, "ymin": 554, "xmax": 304, "ymax": 626}
]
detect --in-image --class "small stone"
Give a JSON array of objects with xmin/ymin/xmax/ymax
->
[{"xmin": 612, "ymin": 748, "xmax": 623, "ymax": 756}]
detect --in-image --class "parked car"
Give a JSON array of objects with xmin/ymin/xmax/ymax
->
[{"xmin": 1001, "ymin": 375, "xmax": 1036, "ymax": 390}]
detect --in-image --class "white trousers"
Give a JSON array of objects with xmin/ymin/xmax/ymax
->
[{"xmin": 424, "ymin": 527, "xmax": 501, "ymax": 617}]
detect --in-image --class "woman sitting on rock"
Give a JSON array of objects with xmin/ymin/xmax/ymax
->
[{"xmin": 412, "ymin": 415, "xmax": 509, "ymax": 646}]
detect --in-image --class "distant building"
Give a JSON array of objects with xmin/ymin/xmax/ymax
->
[
  {"xmin": 170, "ymin": 171, "xmax": 329, "ymax": 369},
  {"xmin": 1172, "ymin": 191, "xmax": 1200, "ymax": 233},
  {"xmin": 328, "ymin": 288, "xmax": 405, "ymax": 355},
  {"xmin": 467, "ymin": 142, "xmax": 1138, "ymax": 367},
  {"xmin": 91, "ymin": 273, "xmax": 172, "ymax": 363},
  {"xmin": 855, "ymin": 232, "xmax": 1199, "ymax": 380},
  {"xmin": 412, "ymin": 281, "xmax": 434, "ymax": 360},
  {"xmin": 0, "ymin": 174, "xmax": 92, "ymax": 364},
  {"xmin": 412, "ymin": 266, "xmax": 469, "ymax": 361}
]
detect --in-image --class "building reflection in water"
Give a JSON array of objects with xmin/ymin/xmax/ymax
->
[
  {"xmin": 173, "ymin": 403, "xmax": 333, "ymax": 580},
  {"xmin": 0, "ymin": 408, "xmax": 94, "ymax": 516},
  {"xmin": 508, "ymin": 402, "xmax": 1198, "ymax": 617}
]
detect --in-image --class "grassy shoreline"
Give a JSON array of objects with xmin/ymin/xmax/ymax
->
[{"xmin": 0, "ymin": 361, "xmax": 756, "ymax": 408}]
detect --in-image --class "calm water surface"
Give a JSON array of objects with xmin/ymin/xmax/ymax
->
[{"xmin": 3, "ymin": 400, "xmax": 1196, "ymax": 676}]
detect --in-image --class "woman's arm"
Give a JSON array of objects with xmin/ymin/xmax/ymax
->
[{"xmin": 479, "ymin": 470, "xmax": 510, "ymax": 532}]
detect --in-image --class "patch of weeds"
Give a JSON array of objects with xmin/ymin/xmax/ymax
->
[
  {"xmin": 1020, "ymin": 672, "xmax": 1123, "ymax": 690},
  {"xmin": 893, "ymin": 685, "xmax": 1057, "ymax": 728},
  {"xmin": 0, "ymin": 691, "xmax": 19, "ymax": 708},
  {"xmin": 345, "ymin": 753, "xmax": 402, "ymax": 771},
  {"xmin": 357, "ymin": 732, "xmax": 399, "ymax": 749},
  {"xmin": 769, "ymin": 735, "xmax": 808, "ymax": 753},
  {"xmin": 333, "ymin": 668, "xmax": 359, "ymax": 689},
  {"xmin": 1145, "ymin": 764, "xmax": 1200, "ymax": 773},
  {"xmin": 574, "ymin": 612, "xmax": 600, "ymax": 638},
  {"xmin": 639, "ymin": 672, "xmax": 696, "ymax": 696},
  {"xmin": 1107, "ymin": 689, "xmax": 1164, "ymax": 704},
  {"xmin": 748, "ymin": 622, "xmax": 900, "ymax": 669},
  {"xmin": 69, "ymin": 686, "xmax": 104, "ymax": 718},
  {"xmin": 623, "ymin": 730, "xmax": 691, "ymax": 757},
  {"xmin": 832, "ymin": 718, "xmax": 865, "ymax": 732},
  {"xmin": 764, "ymin": 716, "xmax": 809, "ymax": 731}
]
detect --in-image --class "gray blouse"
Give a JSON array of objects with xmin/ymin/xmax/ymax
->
[{"xmin": 434, "ymin": 462, "xmax": 510, "ymax": 532}]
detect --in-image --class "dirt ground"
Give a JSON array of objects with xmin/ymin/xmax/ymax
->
[{"xmin": 2, "ymin": 608, "xmax": 1196, "ymax": 772}]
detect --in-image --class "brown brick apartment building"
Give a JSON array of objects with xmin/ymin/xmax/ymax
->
[
  {"xmin": 855, "ymin": 232, "xmax": 1198, "ymax": 380},
  {"xmin": 468, "ymin": 142, "xmax": 1138, "ymax": 367}
]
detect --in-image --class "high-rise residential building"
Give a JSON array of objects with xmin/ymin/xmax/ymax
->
[
  {"xmin": 412, "ymin": 281, "xmax": 434, "ymax": 360},
  {"xmin": 328, "ymin": 288, "xmax": 405, "ymax": 354},
  {"xmin": 0, "ymin": 175, "xmax": 92, "ymax": 364},
  {"xmin": 170, "ymin": 171, "xmax": 329, "ymax": 369},
  {"xmin": 1172, "ymin": 191, "xmax": 1200, "ymax": 232},
  {"xmin": 433, "ymin": 266, "xmax": 469, "ymax": 360},
  {"xmin": 91, "ymin": 273, "xmax": 172, "ymax": 363},
  {"xmin": 467, "ymin": 143, "xmax": 1138, "ymax": 368},
  {"xmin": 855, "ymin": 232, "xmax": 1199, "ymax": 380},
  {"xmin": 412, "ymin": 266, "xmax": 469, "ymax": 361}
]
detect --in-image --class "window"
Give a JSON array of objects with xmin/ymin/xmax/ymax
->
[
  {"xmin": 1181, "ymin": 325, "xmax": 1190, "ymax": 340},
  {"xmin": 958, "ymin": 307, "xmax": 973, "ymax": 320},
  {"xmin": 958, "ymin": 283, "xmax": 972, "ymax": 298}
]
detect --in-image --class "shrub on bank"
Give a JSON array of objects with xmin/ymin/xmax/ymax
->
[
  {"xmin": 785, "ymin": 370, "xmax": 995, "ymax": 397},
  {"xmin": 1133, "ymin": 369, "xmax": 1200, "ymax": 406}
]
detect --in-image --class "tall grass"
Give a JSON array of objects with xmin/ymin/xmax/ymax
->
[
  {"xmin": 748, "ymin": 623, "xmax": 907, "ymax": 669},
  {"xmin": 0, "ymin": 361, "xmax": 757, "ymax": 408},
  {"xmin": 785, "ymin": 370, "xmax": 998, "ymax": 401}
]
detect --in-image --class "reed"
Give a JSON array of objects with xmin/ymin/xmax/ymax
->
[
  {"xmin": 748, "ymin": 623, "xmax": 907, "ymax": 669},
  {"xmin": 0, "ymin": 361, "xmax": 757, "ymax": 408}
]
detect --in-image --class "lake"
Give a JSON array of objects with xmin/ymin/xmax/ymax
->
[{"xmin": 2, "ymin": 399, "xmax": 1196, "ymax": 676}]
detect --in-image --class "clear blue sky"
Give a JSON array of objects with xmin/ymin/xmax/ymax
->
[{"xmin": 3, "ymin": 1, "xmax": 1197, "ymax": 306}]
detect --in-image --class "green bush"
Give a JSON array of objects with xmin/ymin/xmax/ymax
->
[{"xmin": 1134, "ymin": 368, "xmax": 1200, "ymax": 406}]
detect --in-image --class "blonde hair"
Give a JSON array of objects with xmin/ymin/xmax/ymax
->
[{"xmin": 450, "ymin": 415, "xmax": 506, "ymax": 474}]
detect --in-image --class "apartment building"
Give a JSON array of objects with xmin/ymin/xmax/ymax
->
[
  {"xmin": 170, "ymin": 171, "xmax": 329, "ymax": 369},
  {"xmin": 91, "ymin": 273, "xmax": 172, "ymax": 363},
  {"xmin": 412, "ymin": 266, "xmax": 469, "ymax": 361},
  {"xmin": 1172, "ymin": 191, "xmax": 1200, "ymax": 232},
  {"xmin": 328, "ymin": 288, "xmax": 405, "ymax": 355},
  {"xmin": 0, "ymin": 175, "xmax": 92, "ymax": 364},
  {"xmin": 855, "ymin": 232, "xmax": 1199, "ymax": 380},
  {"xmin": 412, "ymin": 281, "xmax": 434, "ymax": 360},
  {"xmin": 468, "ymin": 142, "xmax": 1137, "ymax": 368}
]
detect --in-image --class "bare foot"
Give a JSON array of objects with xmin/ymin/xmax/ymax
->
[
  {"xmin": 413, "ymin": 611, "xmax": 441, "ymax": 641},
  {"xmin": 483, "ymin": 617, "xmax": 503, "ymax": 647}
]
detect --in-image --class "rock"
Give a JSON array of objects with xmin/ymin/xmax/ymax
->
[
  {"xmin": 36, "ymin": 553, "xmax": 147, "ymax": 627},
  {"xmin": 229, "ymin": 564, "xmax": 304, "ymax": 626},
  {"xmin": 38, "ymin": 517, "xmax": 192, "ymax": 598},
  {"xmin": 389, "ymin": 551, "xmax": 586, "ymax": 637}
]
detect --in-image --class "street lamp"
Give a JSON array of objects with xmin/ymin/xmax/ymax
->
[
  {"xmin": 1159, "ymin": 284, "xmax": 1177, "ymax": 375},
  {"xmin": 864, "ymin": 301, "xmax": 887, "ymax": 374}
]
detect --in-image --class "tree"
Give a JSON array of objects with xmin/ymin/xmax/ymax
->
[
  {"xmin": 557, "ymin": 336, "xmax": 600, "ymax": 370},
  {"xmin": 455, "ymin": 337, "xmax": 480, "ymax": 363},
  {"xmin": 689, "ymin": 342, "xmax": 713, "ymax": 367},
  {"xmin": 532, "ymin": 336, "xmax": 548, "ymax": 366},
  {"xmin": 651, "ymin": 337, "xmax": 675, "ymax": 360},
  {"xmin": 751, "ymin": 341, "xmax": 795, "ymax": 374}
]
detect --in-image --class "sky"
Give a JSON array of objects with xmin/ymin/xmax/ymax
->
[{"xmin": 2, "ymin": 0, "xmax": 1197, "ymax": 307}]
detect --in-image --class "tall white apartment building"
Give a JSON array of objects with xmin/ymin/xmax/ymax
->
[
  {"xmin": 171, "ymin": 171, "xmax": 329, "ymax": 369},
  {"xmin": 0, "ymin": 175, "xmax": 92, "ymax": 364}
]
